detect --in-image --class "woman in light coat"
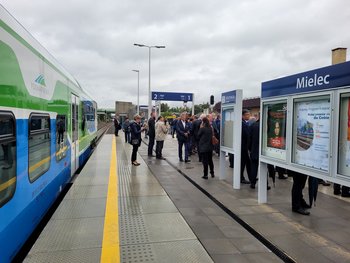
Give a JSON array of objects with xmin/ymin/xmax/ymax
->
[{"xmin": 155, "ymin": 116, "xmax": 169, "ymax": 160}]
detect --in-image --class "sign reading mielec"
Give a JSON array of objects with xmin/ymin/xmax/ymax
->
[
  {"xmin": 296, "ymin": 74, "xmax": 330, "ymax": 89},
  {"xmin": 262, "ymin": 61, "xmax": 350, "ymax": 98}
]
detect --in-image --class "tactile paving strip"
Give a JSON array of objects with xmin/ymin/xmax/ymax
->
[
  {"xmin": 119, "ymin": 214, "xmax": 150, "ymax": 245},
  {"xmin": 121, "ymin": 243, "xmax": 156, "ymax": 263},
  {"xmin": 119, "ymin": 196, "xmax": 178, "ymax": 215},
  {"xmin": 121, "ymin": 240, "xmax": 213, "ymax": 263}
]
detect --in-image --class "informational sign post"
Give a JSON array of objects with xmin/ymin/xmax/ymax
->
[
  {"xmin": 151, "ymin": 91, "xmax": 194, "ymax": 115},
  {"xmin": 259, "ymin": 61, "xmax": 350, "ymax": 203},
  {"xmin": 220, "ymin": 89, "xmax": 243, "ymax": 189}
]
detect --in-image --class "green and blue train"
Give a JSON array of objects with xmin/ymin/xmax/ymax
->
[{"xmin": 0, "ymin": 6, "xmax": 98, "ymax": 262}]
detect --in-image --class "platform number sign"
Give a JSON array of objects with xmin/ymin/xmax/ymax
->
[{"xmin": 151, "ymin": 91, "xmax": 193, "ymax": 102}]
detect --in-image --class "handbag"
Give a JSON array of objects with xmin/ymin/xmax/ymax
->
[
  {"xmin": 212, "ymin": 135, "xmax": 219, "ymax": 145},
  {"xmin": 131, "ymin": 139, "xmax": 139, "ymax": 145},
  {"xmin": 211, "ymin": 127, "xmax": 219, "ymax": 145}
]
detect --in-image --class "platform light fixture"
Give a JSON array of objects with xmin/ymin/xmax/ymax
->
[{"xmin": 133, "ymin": 43, "xmax": 166, "ymax": 117}]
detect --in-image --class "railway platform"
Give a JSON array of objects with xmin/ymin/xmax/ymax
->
[
  {"xmin": 24, "ymin": 134, "xmax": 212, "ymax": 263},
  {"xmin": 23, "ymin": 132, "xmax": 350, "ymax": 263}
]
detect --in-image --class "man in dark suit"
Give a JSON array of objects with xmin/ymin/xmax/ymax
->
[
  {"xmin": 192, "ymin": 114, "xmax": 205, "ymax": 161},
  {"xmin": 241, "ymin": 109, "xmax": 251, "ymax": 184},
  {"xmin": 248, "ymin": 114, "xmax": 271, "ymax": 190},
  {"xmin": 248, "ymin": 115, "xmax": 259, "ymax": 188},
  {"xmin": 288, "ymin": 170, "xmax": 310, "ymax": 215},
  {"xmin": 176, "ymin": 112, "xmax": 191, "ymax": 162},
  {"xmin": 147, "ymin": 112, "xmax": 156, "ymax": 156}
]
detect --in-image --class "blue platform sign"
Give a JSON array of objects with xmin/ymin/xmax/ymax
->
[
  {"xmin": 221, "ymin": 90, "xmax": 236, "ymax": 104},
  {"xmin": 152, "ymin": 91, "xmax": 193, "ymax": 101},
  {"xmin": 262, "ymin": 61, "xmax": 350, "ymax": 98}
]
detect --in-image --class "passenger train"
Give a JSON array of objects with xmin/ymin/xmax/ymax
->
[{"xmin": 0, "ymin": 6, "xmax": 98, "ymax": 262}]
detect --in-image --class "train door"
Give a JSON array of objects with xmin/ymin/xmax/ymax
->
[{"xmin": 71, "ymin": 94, "xmax": 79, "ymax": 176}]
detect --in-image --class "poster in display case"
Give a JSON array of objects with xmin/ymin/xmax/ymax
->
[
  {"xmin": 292, "ymin": 96, "xmax": 331, "ymax": 172},
  {"xmin": 338, "ymin": 93, "xmax": 350, "ymax": 176},
  {"xmin": 262, "ymin": 101, "xmax": 287, "ymax": 160},
  {"xmin": 222, "ymin": 108, "xmax": 234, "ymax": 149}
]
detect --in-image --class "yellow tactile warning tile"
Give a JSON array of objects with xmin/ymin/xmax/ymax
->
[{"xmin": 101, "ymin": 136, "xmax": 120, "ymax": 263}]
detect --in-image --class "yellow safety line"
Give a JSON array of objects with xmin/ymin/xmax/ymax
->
[
  {"xmin": 28, "ymin": 156, "xmax": 51, "ymax": 173},
  {"xmin": 101, "ymin": 136, "xmax": 120, "ymax": 263},
  {"xmin": 0, "ymin": 177, "xmax": 16, "ymax": 192}
]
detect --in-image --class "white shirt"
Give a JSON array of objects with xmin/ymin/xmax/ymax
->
[{"xmin": 181, "ymin": 120, "xmax": 186, "ymax": 129}]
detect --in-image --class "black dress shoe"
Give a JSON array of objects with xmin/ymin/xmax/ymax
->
[
  {"xmin": 210, "ymin": 173, "xmax": 215, "ymax": 178},
  {"xmin": 202, "ymin": 176, "xmax": 208, "ymax": 179},
  {"xmin": 292, "ymin": 208, "xmax": 310, "ymax": 215},
  {"xmin": 250, "ymin": 184, "xmax": 255, "ymax": 189},
  {"xmin": 301, "ymin": 200, "xmax": 311, "ymax": 209},
  {"xmin": 267, "ymin": 186, "xmax": 271, "ymax": 190},
  {"xmin": 319, "ymin": 180, "xmax": 331, "ymax": 186},
  {"xmin": 341, "ymin": 192, "xmax": 350, "ymax": 197},
  {"xmin": 241, "ymin": 179, "xmax": 250, "ymax": 184},
  {"xmin": 148, "ymin": 154, "xmax": 155, "ymax": 157},
  {"xmin": 185, "ymin": 160, "xmax": 191, "ymax": 163},
  {"xmin": 179, "ymin": 159, "xmax": 184, "ymax": 162}
]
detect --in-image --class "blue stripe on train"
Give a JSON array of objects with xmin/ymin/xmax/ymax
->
[{"xmin": 0, "ymin": 119, "xmax": 92, "ymax": 262}]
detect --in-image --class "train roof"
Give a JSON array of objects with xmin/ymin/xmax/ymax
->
[{"xmin": 0, "ymin": 5, "xmax": 84, "ymax": 93}]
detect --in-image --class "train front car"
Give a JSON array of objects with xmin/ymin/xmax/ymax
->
[{"xmin": 0, "ymin": 6, "xmax": 97, "ymax": 262}]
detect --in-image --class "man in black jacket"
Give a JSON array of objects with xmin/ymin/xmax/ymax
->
[
  {"xmin": 248, "ymin": 114, "xmax": 271, "ymax": 190},
  {"xmin": 147, "ymin": 112, "xmax": 156, "ymax": 156},
  {"xmin": 248, "ymin": 116, "xmax": 259, "ymax": 188},
  {"xmin": 241, "ymin": 109, "xmax": 251, "ymax": 184},
  {"xmin": 192, "ymin": 114, "xmax": 205, "ymax": 161},
  {"xmin": 176, "ymin": 112, "xmax": 191, "ymax": 162}
]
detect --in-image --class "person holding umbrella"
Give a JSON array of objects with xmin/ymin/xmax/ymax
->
[{"xmin": 308, "ymin": 176, "xmax": 319, "ymax": 207}]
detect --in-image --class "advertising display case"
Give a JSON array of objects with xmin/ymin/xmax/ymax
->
[
  {"xmin": 219, "ymin": 89, "xmax": 242, "ymax": 189},
  {"xmin": 261, "ymin": 100, "xmax": 287, "ymax": 161},
  {"xmin": 221, "ymin": 108, "xmax": 234, "ymax": 149},
  {"xmin": 258, "ymin": 61, "xmax": 350, "ymax": 203},
  {"xmin": 338, "ymin": 92, "xmax": 350, "ymax": 177},
  {"xmin": 292, "ymin": 95, "xmax": 331, "ymax": 172}
]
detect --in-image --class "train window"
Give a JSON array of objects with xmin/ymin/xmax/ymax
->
[
  {"xmin": 0, "ymin": 112, "xmax": 16, "ymax": 207},
  {"xmin": 56, "ymin": 115, "xmax": 67, "ymax": 161},
  {"xmin": 28, "ymin": 114, "xmax": 51, "ymax": 182}
]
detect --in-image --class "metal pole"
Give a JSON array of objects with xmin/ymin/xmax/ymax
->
[
  {"xmin": 192, "ymin": 93, "xmax": 195, "ymax": 115},
  {"xmin": 148, "ymin": 47, "xmax": 152, "ymax": 117},
  {"xmin": 137, "ymin": 71, "xmax": 140, "ymax": 115}
]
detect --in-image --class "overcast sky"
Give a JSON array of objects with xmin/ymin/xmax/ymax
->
[{"xmin": 2, "ymin": 0, "xmax": 350, "ymax": 108}]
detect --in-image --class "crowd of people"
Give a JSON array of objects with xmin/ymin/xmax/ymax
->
[{"xmin": 113, "ymin": 108, "xmax": 345, "ymax": 216}]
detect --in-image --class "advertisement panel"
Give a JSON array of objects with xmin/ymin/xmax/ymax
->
[
  {"xmin": 292, "ymin": 96, "xmax": 331, "ymax": 171},
  {"xmin": 262, "ymin": 101, "xmax": 287, "ymax": 160},
  {"xmin": 222, "ymin": 108, "xmax": 234, "ymax": 149},
  {"xmin": 338, "ymin": 93, "xmax": 350, "ymax": 176}
]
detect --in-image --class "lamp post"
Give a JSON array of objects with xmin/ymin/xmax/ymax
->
[
  {"xmin": 134, "ymin": 43, "xmax": 165, "ymax": 117},
  {"xmin": 132, "ymin": 70, "xmax": 140, "ymax": 115}
]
